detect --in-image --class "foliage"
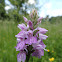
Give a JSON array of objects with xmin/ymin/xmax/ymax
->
[
  {"xmin": 8, "ymin": 8, "xmax": 29, "ymax": 23},
  {"xmin": 8, "ymin": 0, "xmax": 30, "ymax": 22},
  {"xmin": 0, "ymin": 0, "xmax": 6, "ymax": 19},
  {"xmin": 8, "ymin": 0, "xmax": 39, "ymax": 22},
  {"xmin": 49, "ymin": 16, "xmax": 62, "ymax": 24}
]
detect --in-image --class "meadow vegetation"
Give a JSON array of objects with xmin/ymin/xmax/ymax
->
[{"xmin": 0, "ymin": 17, "xmax": 62, "ymax": 62}]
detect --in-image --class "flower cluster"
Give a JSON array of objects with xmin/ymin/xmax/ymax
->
[{"xmin": 15, "ymin": 10, "xmax": 48, "ymax": 62}]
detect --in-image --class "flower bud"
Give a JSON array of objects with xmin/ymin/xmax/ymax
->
[
  {"xmin": 23, "ymin": 16, "xmax": 28, "ymax": 23},
  {"xmin": 37, "ymin": 17, "xmax": 43, "ymax": 24},
  {"xmin": 28, "ymin": 20, "xmax": 33, "ymax": 30}
]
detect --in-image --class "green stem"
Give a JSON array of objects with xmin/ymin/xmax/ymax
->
[
  {"xmin": 26, "ymin": 51, "xmax": 31, "ymax": 62},
  {"xmin": 25, "ymin": 45, "xmax": 33, "ymax": 62}
]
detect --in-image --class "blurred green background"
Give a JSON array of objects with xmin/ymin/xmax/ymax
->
[{"xmin": 0, "ymin": 0, "xmax": 62, "ymax": 62}]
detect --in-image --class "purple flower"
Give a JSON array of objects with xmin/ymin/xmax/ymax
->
[
  {"xmin": 39, "ymin": 41, "xmax": 46, "ymax": 49},
  {"xmin": 25, "ymin": 36, "xmax": 37, "ymax": 45},
  {"xmin": 23, "ymin": 16, "xmax": 28, "ymax": 23},
  {"xmin": 37, "ymin": 27, "xmax": 48, "ymax": 34},
  {"xmin": 15, "ymin": 41, "xmax": 25, "ymax": 51},
  {"xmin": 32, "ymin": 49, "xmax": 44, "ymax": 58},
  {"xmin": 15, "ymin": 15, "xmax": 48, "ymax": 62},
  {"xmin": 32, "ymin": 46, "xmax": 44, "ymax": 58},
  {"xmin": 32, "ymin": 42, "xmax": 45, "ymax": 50},
  {"xmin": 32, "ymin": 40, "xmax": 47, "ymax": 58},
  {"xmin": 28, "ymin": 20, "xmax": 33, "ymax": 30},
  {"xmin": 37, "ymin": 17, "xmax": 43, "ymax": 22},
  {"xmin": 39, "ymin": 33, "xmax": 48, "ymax": 40},
  {"xmin": 17, "ymin": 38, "xmax": 23, "ymax": 42},
  {"xmin": 27, "ymin": 30, "xmax": 33, "ymax": 37},
  {"xmin": 37, "ymin": 17, "xmax": 43, "ymax": 24},
  {"xmin": 15, "ymin": 31, "xmax": 28, "ymax": 40},
  {"xmin": 17, "ymin": 51, "xmax": 26, "ymax": 62},
  {"xmin": 18, "ymin": 23, "xmax": 29, "ymax": 30}
]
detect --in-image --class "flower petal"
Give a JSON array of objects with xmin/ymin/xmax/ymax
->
[
  {"xmin": 28, "ymin": 20, "xmax": 33, "ymax": 30},
  {"xmin": 37, "ymin": 27, "xmax": 48, "ymax": 34},
  {"xmin": 39, "ymin": 33, "xmax": 48, "ymax": 40},
  {"xmin": 23, "ymin": 16, "xmax": 28, "ymax": 23},
  {"xmin": 17, "ymin": 51, "xmax": 26, "ymax": 62},
  {"xmin": 32, "ymin": 49, "xmax": 44, "ymax": 58},
  {"xmin": 15, "ymin": 41, "xmax": 25, "ymax": 51},
  {"xmin": 25, "ymin": 37, "xmax": 37, "ymax": 45},
  {"xmin": 18, "ymin": 23, "xmax": 29, "ymax": 30}
]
